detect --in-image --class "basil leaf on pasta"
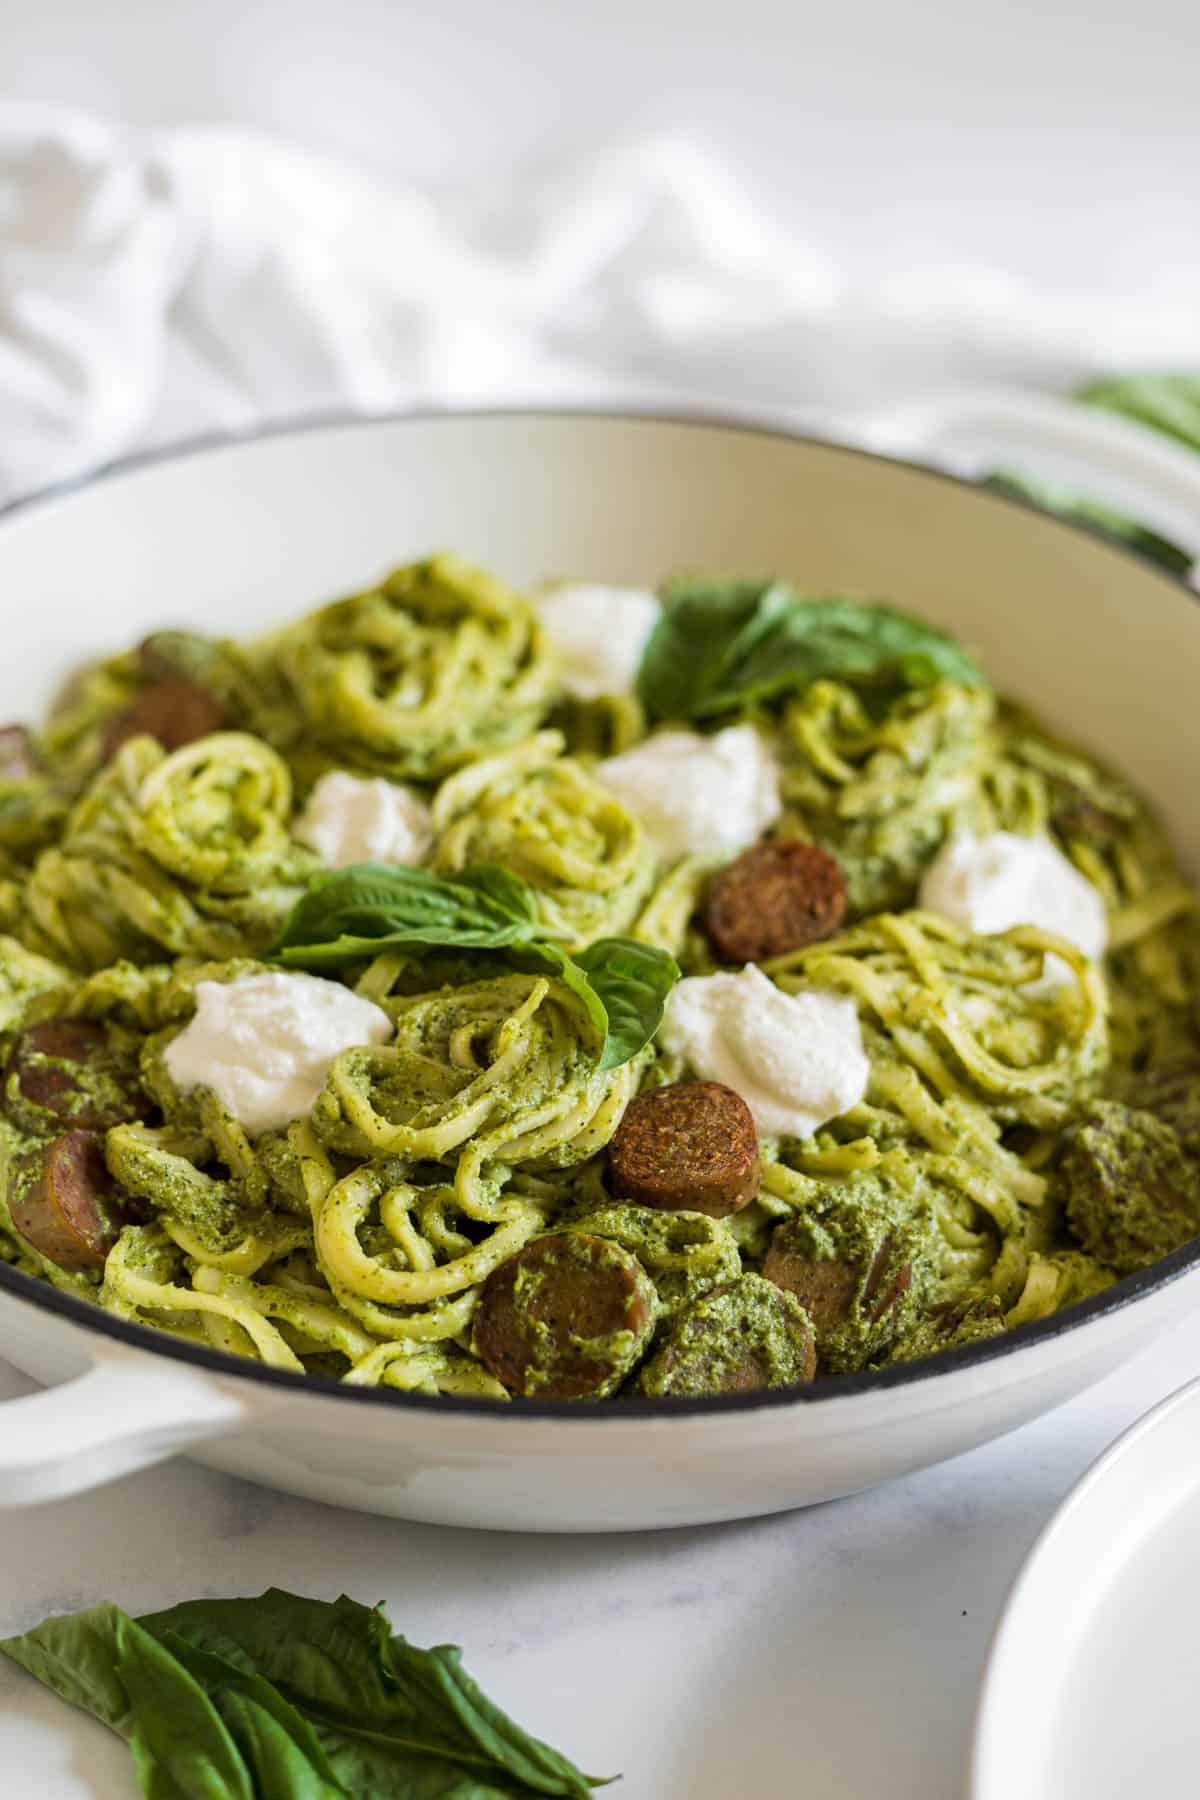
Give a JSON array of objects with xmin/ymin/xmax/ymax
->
[
  {"xmin": 273, "ymin": 861, "xmax": 541, "ymax": 965},
  {"xmin": 574, "ymin": 938, "xmax": 681, "ymax": 1071},
  {"xmin": 518, "ymin": 940, "xmax": 611, "ymax": 1047},
  {"xmin": 499, "ymin": 939, "xmax": 678, "ymax": 1069},
  {"xmin": 636, "ymin": 580, "xmax": 985, "ymax": 721},
  {"xmin": 273, "ymin": 864, "xmax": 679, "ymax": 1068}
]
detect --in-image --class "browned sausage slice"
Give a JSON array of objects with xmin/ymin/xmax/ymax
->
[
  {"xmin": 474, "ymin": 1231, "xmax": 657, "ymax": 1399},
  {"xmin": 761, "ymin": 1215, "xmax": 917, "ymax": 1374},
  {"xmin": 760, "ymin": 1236, "xmax": 860, "ymax": 1332},
  {"xmin": 703, "ymin": 840, "xmax": 847, "ymax": 963},
  {"xmin": 6, "ymin": 1018, "xmax": 148, "ymax": 1131},
  {"xmin": 9, "ymin": 1130, "xmax": 129, "ymax": 1271},
  {"xmin": 762, "ymin": 1222, "xmax": 912, "ymax": 1330},
  {"xmin": 0, "ymin": 725, "xmax": 38, "ymax": 781},
  {"xmin": 608, "ymin": 1081, "xmax": 760, "ymax": 1219},
  {"xmin": 102, "ymin": 676, "xmax": 229, "ymax": 759}
]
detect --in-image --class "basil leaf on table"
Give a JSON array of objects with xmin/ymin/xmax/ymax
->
[
  {"xmin": 156, "ymin": 1632, "xmax": 345, "ymax": 1796},
  {"xmin": 143, "ymin": 1589, "xmax": 601, "ymax": 1799},
  {"xmin": 636, "ymin": 579, "xmax": 986, "ymax": 721},
  {"xmin": 0, "ymin": 1588, "xmax": 605, "ymax": 1800},
  {"xmin": 1075, "ymin": 373, "xmax": 1200, "ymax": 456},
  {"xmin": 116, "ymin": 1617, "xmax": 259, "ymax": 1800},
  {"xmin": 273, "ymin": 862, "xmax": 541, "ymax": 968},
  {"xmin": 272, "ymin": 863, "xmax": 678, "ymax": 1068},
  {"xmin": 983, "ymin": 470, "xmax": 1194, "ymax": 578}
]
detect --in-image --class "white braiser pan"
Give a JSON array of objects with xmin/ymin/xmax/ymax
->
[{"xmin": 0, "ymin": 404, "xmax": 1198, "ymax": 1532}]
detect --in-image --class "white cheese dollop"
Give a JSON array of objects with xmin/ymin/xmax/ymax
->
[
  {"xmin": 294, "ymin": 771, "xmax": 433, "ymax": 869},
  {"xmin": 659, "ymin": 963, "xmax": 869, "ymax": 1140},
  {"xmin": 918, "ymin": 831, "xmax": 1107, "ymax": 965},
  {"xmin": 537, "ymin": 584, "xmax": 661, "ymax": 699},
  {"xmin": 163, "ymin": 972, "xmax": 394, "ymax": 1137},
  {"xmin": 596, "ymin": 725, "xmax": 782, "ymax": 861}
]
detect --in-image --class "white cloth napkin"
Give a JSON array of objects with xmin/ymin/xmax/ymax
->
[{"xmin": 3, "ymin": 101, "xmax": 1199, "ymax": 507}]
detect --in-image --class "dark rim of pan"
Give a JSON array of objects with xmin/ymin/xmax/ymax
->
[{"xmin": 1, "ymin": 402, "xmax": 1197, "ymax": 1422}]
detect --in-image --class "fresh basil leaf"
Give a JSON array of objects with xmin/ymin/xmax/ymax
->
[
  {"xmin": 518, "ymin": 942, "xmax": 611, "ymax": 1049},
  {"xmin": 634, "ymin": 580, "xmax": 779, "ymax": 721},
  {"xmin": 2, "ymin": 1590, "xmax": 605, "ymax": 1800},
  {"xmin": 456, "ymin": 864, "xmax": 541, "ymax": 931},
  {"xmin": 575, "ymin": 939, "xmax": 681, "ymax": 1071},
  {"xmin": 273, "ymin": 862, "xmax": 542, "ymax": 966},
  {"xmin": 211, "ymin": 1690, "xmax": 345, "ymax": 1800},
  {"xmin": 984, "ymin": 470, "xmax": 1194, "ymax": 578},
  {"xmin": 141, "ymin": 1589, "xmax": 602, "ymax": 1799},
  {"xmin": 0, "ymin": 1601, "xmax": 136, "ymax": 1736},
  {"xmin": 1075, "ymin": 373, "xmax": 1200, "ymax": 456},
  {"xmin": 637, "ymin": 580, "xmax": 985, "ymax": 721},
  {"xmin": 116, "ymin": 1614, "xmax": 257, "ymax": 1800},
  {"xmin": 515, "ymin": 940, "xmax": 678, "ymax": 1069},
  {"xmin": 272, "ymin": 857, "xmax": 677, "ymax": 1069},
  {"xmin": 158, "ymin": 1631, "xmax": 346, "ymax": 1796}
]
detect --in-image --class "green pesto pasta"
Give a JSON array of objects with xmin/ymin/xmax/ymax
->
[
  {"xmin": 267, "ymin": 552, "xmax": 558, "ymax": 782},
  {"xmin": 777, "ymin": 678, "xmax": 996, "ymax": 917},
  {"xmin": 0, "ymin": 553, "xmax": 1197, "ymax": 1404},
  {"xmin": 431, "ymin": 731, "xmax": 655, "ymax": 949},
  {"xmin": 24, "ymin": 735, "xmax": 318, "ymax": 970}
]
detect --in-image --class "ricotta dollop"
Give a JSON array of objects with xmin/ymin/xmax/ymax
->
[
  {"xmin": 163, "ymin": 971, "xmax": 394, "ymax": 1137},
  {"xmin": 659, "ymin": 963, "xmax": 869, "ymax": 1139},
  {"xmin": 918, "ymin": 830, "xmax": 1107, "ymax": 963},
  {"xmin": 596, "ymin": 725, "xmax": 782, "ymax": 861},
  {"xmin": 536, "ymin": 584, "xmax": 661, "ymax": 699},
  {"xmin": 293, "ymin": 770, "xmax": 433, "ymax": 869}
]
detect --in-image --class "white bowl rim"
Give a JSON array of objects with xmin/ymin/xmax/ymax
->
[{"xmin": 1, "ymin": 400, "xmax": 1197, "ymax": 1423}]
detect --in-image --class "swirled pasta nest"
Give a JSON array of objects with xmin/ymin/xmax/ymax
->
[
  {"xmin": 269, "ymin": 553, "xmax": 558, "ymax": 781},
  {"xmin": 779, "ymin": 678, "xmax": 996, "ymax": 917},
  {"xmin": 22, "ymin": 734, "xmax": 318, "ymax": 969},
  {"xmin": 772, "ymin": 908, "xmax": 1108, "ymax": 1132},
  {"xmin": 431, "ymin": 730, "xmax": 656, "ymax": 950}
]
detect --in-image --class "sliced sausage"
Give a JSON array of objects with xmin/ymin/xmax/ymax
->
[
  {"xmin": 0, "ymin": 725, "xmax": 38, "ymax": 782},
  {"xmin": 137, "ymin": 630, "xmax": 230, "ymax": 688},
  {"xmin": 764, "ymin": 1225, "xmax": 913, "ymax": 1332},
  {"xmin": 6, "ymin": 1018, "xmax": 148, "ymax": 1132},
  {"xmin": 762, "ymin": 1213, "xmax": 919, "ymax": 1372},
  {"xmin": 474, "ymin": 1231, "xmax": 657, "ymax": 1399},
  {"xmin": 1063, "ymin": 1099, "xmax": 1200, "ymax": 1275},
  {"xmin": 608, "ymin": 1081, "xmax": 759, "ymax": 1219},
  {"xmin": 638, "ymin": 1274, "xmax": 817, "ymax": 1398},
  {"xmin": 702, "ymin": 840, "xmax": 847, "ymax": 964},
  {"xmin": 760, "ymin": 1237, "xmax": 859, "ymax": 1333},
  {"xmin": 9, "ymin": 1130, "xmax": 129, "ymax": 1271},
  {"xmin": 1114, "ymin": 1060, "xmax": 1200, "ymax": 1154},
  {"xmin": 101, "ymin": 676, "xmax": 228, "ymax": 759}
]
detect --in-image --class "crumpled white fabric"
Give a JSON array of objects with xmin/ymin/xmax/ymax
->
[{"xmin": 3, "ymin": 101, "xmax": 1199, "ymax": 506}]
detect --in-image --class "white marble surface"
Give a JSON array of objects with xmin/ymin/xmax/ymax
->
[{"xmin": 2, "ymin": 1312, "xmax": 1199, "ymax": 1798}]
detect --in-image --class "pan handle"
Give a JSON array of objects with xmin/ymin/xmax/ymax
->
[
  {"xmin": 838, "ymin": 386, "xmax": 1200, "ymax": 573},
  {"xmin": 0, "ymin": 1345, "xmax": 247, "ymax": 1506}
]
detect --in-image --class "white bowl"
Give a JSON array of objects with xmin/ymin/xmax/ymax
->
[
  {"xmin": 1, "ymin": 408, "xmax": 1199, "ymax": 1532},
  {"xmin": 972, "ymin": 1375, "xmax": 1200, "ymax": 1799}
]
